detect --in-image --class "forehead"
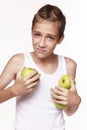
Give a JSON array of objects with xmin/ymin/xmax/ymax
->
[{"xmin": 33, "ymin": 20, "xmax": 59, "ymax": 35}]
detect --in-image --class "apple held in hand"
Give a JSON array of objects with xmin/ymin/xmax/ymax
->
[
  {"xmin": 21, "ymin": 67, "xmax": 35, "ymax": 78},
  {"xmin": 58, "ymin": 75, "xmax": 71, "ymax": 89},
  {"xmin": 55, "ymin": 75, "xmax": 73, "ymax": 109}
]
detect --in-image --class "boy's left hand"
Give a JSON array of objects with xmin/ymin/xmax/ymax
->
[{"xmin": 51, "ymin": 77, "xmax": 79, "ymax": 108}]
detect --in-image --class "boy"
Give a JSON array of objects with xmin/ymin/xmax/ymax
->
[{"xmin": 0, "ymin": 4, "xmax": 81, "ymax": 130}]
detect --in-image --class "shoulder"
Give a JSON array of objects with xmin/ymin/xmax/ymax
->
[
  {"xmin": 10, "ymin": 53, "xmax": 24, "ymax": 64},
  {"xmin": 58, "ymin": 55, "xmax": 77, "ymax": 68},
  {"xmin": 8, "ymin": 53, "xmax": 25, "ymax": 71},
  {"xmin": 64, "ymin": 57, "xmax": 77, "ymax": 78},
  {"xmin": 0, "ymin": 53, "xmax": 25, "ymax": 80},
  {"xmin": 65, "ymin": 57, "xmax": 77, "ymax": 68}
]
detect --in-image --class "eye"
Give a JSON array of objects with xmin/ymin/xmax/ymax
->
[
  {"xmin": 48, "ymin": 36, "xmax": 55, "ymax": 40},
  {"xmin": 34, "ymin": 33, "xmax": 41, "ymax": 37}
]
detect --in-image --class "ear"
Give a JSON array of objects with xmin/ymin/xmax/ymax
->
[{"xmin": 57, "ymin": 35, "xmax": 64, "ymax": 44}]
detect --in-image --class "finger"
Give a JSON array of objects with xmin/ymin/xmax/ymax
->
[
  {"xmin": 57, "ymin": 86, "xmax": 67, "ymax": 92},
  {"xmin": 51, "ymin": 87, "xmax": 67, "ymax": 98},
  {"xmin": 53, "ymin": 94, "xmax": 66, "ymax": 101},
  {"xmin": 27, "ymin": 80, "xmax": 40, "ymax": 89},
  {"xmin": 28, "ymin": 73, "xmax": 40, "ymax": 84},
  {"xmin": 26, "ymin": 70, "xmax": 39, "ymax": 79}
]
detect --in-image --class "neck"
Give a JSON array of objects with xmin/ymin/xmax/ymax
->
[{"xmin": 31, "ymin": 51, "xmax": 56, "ymax": 63}]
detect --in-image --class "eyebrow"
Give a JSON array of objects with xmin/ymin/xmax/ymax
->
[{"xmin": 33, "ymin": 31, "xmax": 57, "ymax": 37}]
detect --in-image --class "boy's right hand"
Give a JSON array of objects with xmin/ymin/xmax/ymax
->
[{"xmin": 11, "ymin": 68, "xmax": 40, "ymax": 96}]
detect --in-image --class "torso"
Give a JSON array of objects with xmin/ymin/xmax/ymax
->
[{"xmin": 14, "ymin": 52, "xmax": 68, "ymax": 130}]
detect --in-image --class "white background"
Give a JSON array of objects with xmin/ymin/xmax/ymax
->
[{"xmin": 0, "ymin": 0, "xmax": 87, "ymax": 130}]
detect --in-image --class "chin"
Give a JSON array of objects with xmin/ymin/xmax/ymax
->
[
  {"xmin": 37, "ymin": 54, "xmax": 46, "ymax": 59},
  {"xmin": 34, "ymin": 51, "xmax": 45, "ymax": 58}
]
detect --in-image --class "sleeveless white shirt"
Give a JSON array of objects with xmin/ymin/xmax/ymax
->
[{"xmin": 14, "ymin": 53, "xmax": 67, "ymax": 130}]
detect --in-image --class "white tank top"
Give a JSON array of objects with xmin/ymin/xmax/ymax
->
[{"xmin": 14, "ymin": 53, "xmax": 67, "ymax": 130}]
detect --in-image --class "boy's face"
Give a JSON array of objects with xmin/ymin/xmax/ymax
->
[{"xmin": 32, "ymin": 20, "xmax": 62, "ymax": 59}]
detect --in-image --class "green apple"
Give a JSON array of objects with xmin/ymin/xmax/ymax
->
[
  {"xmin": 58, "ymin": 75, "xmax": 71, "ymax": 89},
  {"xmin": 21, "ymin": 67, "xmax": 35, "ymax": 78},
  {"xmin": 55, "ymin": 75, "xmax": 71, "ymax": 109},
  {"xmin": 55, "ymin": 102, "xmax": 67, "ymax": 109}
]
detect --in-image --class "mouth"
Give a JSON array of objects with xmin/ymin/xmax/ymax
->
[{"xmin": 36, "ymin": 47, "xmax": 46, "ymax": 53}]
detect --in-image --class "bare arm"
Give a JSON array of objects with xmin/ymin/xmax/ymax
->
[
  {"xmin": 64, "ymin": 57, "xmax": 81, "ymax": 116},
  {"xmin": 0, "ymin": 54, "xmax": 24, "ymax": 103},
  {"xmin": 0, "ymin": 85, "xmax": 15, "ymax": 103},
  {"xmin": 51, "ymin": 57, "xmax": 81, "ymax": 116},
  {"xmin": 0, "ymin": 54, "xmax": 40, "ymax": 103}
]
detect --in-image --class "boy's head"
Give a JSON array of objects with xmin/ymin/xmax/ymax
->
[{"xmin": 32, "ymin": 4, "xmax": 66, "ymax": 39}]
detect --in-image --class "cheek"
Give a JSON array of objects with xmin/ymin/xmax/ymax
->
[
  {"xmin": 32, "ymin": 36, "xmax": 40, "ymax": 44},
  {"xmin": 48, "ymin": 42, "xmax": 57, "ymax": 50},
  {"xmin": 32, "ymin": 37, "xmax": 37, "ymax": 46}
]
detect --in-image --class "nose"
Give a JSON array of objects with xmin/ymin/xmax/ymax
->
[{"xmin": 39, "ymin": 38, "xmax": 46, "ymax": 47}]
